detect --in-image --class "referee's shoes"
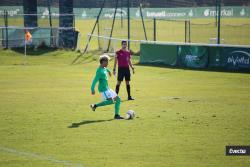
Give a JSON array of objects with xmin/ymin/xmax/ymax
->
[{"xmin": 128, "ymin": 96, "xmax": 135, "ymax": 101}]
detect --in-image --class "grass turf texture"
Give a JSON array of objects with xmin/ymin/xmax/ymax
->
[{"xmin": 0, "ymin": 49, "xmax": 250, "ymax": 167}]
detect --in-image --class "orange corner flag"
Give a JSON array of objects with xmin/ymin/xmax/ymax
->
[{"xmin": 25, "ymin": 29, "xmax": 32, "ymax": 42}]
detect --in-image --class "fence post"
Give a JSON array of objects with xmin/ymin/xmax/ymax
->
[
  {"xmin": 139, "ymin": 3, "xmax": 147, "ymax": 41},
  {"xmin": 217, "ymin": 0, "xmax": 221, "ymax": 44},
  {"xmin": 127, "ymin": 0, "xmax": 130, "ymax": 50},
  {"xmin": 185, "ymin": 20, "xmax": 187, "ymax": 43},
  {"xmin": 188, "ymin": 20, "xmax": 191, "ymax": 43},
  {"xmin": 153, "ymin": 18, "xmax": 156, "ymax": 41},
  {"xmin": 4, "ymin": 10, "xmax": 8, "ymax": 48},
  {"xmin": 47, "ymin": 0, "xmax": 53, "ymax": 47}
]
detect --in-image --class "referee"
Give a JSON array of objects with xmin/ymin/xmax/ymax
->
[{"xmin": 113, "ymin": 41, "xmax": 135, "ymax": 100}]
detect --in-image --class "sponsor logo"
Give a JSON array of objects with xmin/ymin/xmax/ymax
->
[
  {"xmin": 204, "ymin": 8, "xmax": 234, "ymax": 17},
  {"xmin": 146, "ymin": 11, "xmax": 166, "ymax": 18},
  {"xmin": 240, "ymin": 8, "xmax": 245, "ymax": 16},
  {"xmin": 0, "ymin": 9, "xmax": 20, "ymax": 16},
  {"xmin": 188, "ymin": 10, "xmax": 194, "ymax": 17},
  {"xmin": 229, "ymin": 148, "xmax": 246, "ymax": 154},
  {"xmin": 135, "ymin": 10, "xmax": 140, "ymax": 17},
  {"xmin": 226, "ymin": 146, "xmax": 250, "ymax": 156},
  {"xmin": 146, "ymin": 11, "xmax": 186, "ymax": 18},
  {"xmin": 103, "ymin": 9, "xmax": 127, "ymax": 18},
  {"xmin": 227, "ymin": 51, "xmax": 250, "ymax": 67},
  {"xmin": 185, "ymin": 55, "xmax": 199, "ymax": 62},
  {"xmin": 41, "ymin": 9, "xmax": 59, "ymax": 19},
  {"xmin": 204, "ymin": 9, "xmax": 210, "ymax": 17},
  {"xmin": 41, "ymin": 9, "xmax": 49, "ymax": 18},
  {"xmin": 82, "ymin": 11, "xmax": 87, "ymax": 18}
]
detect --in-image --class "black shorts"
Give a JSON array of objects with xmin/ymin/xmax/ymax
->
[{"xmin": 118, "ymin": 67, "xmax": 130, "ymax": 81}]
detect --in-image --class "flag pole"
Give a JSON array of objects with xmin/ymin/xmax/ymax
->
[{"xmin": 24, "ymin": 29, "xmax": 31, "ymax": 65}]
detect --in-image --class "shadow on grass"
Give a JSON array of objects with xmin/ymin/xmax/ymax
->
[
  {"xmin": 121, "ymin": 99, "xmax": 130, "ymax": 103},
  {"xmin": 72, "ymin": 50, "xmax": 104, "ymax": 65},
  {"xmin": 136, "ymin": 63, "xmax": 250, "ymax": 74},
  {"xmin": 11, "ymin": 47, "xmax": 58, "ymax": 56},
  {"xmin": 68, "ymin": 119, "xmax": 113, "ymax": 128}
]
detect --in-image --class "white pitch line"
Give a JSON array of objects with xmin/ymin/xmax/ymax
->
[{"xmin": 0, "ymin": 146, "xmax": 84, "ymax": 167}]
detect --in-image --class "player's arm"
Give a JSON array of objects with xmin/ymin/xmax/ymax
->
[
  {"xmin": 106, "ymin": 68, "xmax": 112, "ymax": 77},
  {"xmin": 91, "ymin": 71, "xmax": 100, "ymax": 95},
  {"xmin": 113, "ymin": 53, "xmax": 118, "ymax": 75}
]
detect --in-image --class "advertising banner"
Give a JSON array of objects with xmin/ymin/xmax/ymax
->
[
  {"xmin": 221, "ymin": 47, "xmax": 250, "ymax": 69},
  {"xmin": 1, "ymin": 6, "xmax": 250, "ymax": 19},
  {"xmin": 178, "ymin": 45, "xmax": 208, "ymax": 68},
  {"xmin": 140, "ymin": 43, "xmax": 177, "ymax": 66}
]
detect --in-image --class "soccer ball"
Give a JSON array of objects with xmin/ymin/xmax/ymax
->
[{"xmin": 126, "ymin": 110, "xmax": 135, "ymax": 120}]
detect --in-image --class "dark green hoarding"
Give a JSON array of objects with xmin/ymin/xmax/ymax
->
[
  {"xmin": 140, "ymin": 43, "xmax": 250, "ymax": 72},
  {"xmin": 178, "ymin": 45, "xmax": 208, "ymax": 68},
  {"xmin": 140, "ymin": 43, "xmax": 177, "ymax": 66}
]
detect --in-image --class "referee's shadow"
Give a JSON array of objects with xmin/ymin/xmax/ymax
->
[
  {"xmin": 121, "ymin": 99, "xmax": 129, "ymax": 103},
  {"xmin": 68, "ymin": 119, "xmax": 113, "ymax": 128}
]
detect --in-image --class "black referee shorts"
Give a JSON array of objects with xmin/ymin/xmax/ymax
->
[{"xmin": 118, "ymin": 67, "xmax": 130, "ymax": 81}]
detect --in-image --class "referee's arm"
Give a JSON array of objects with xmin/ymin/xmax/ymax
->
[{"xmin": 129, "ymin": 58, "xmax": 135, "ymax": 74}]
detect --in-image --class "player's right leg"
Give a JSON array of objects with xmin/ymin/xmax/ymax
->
[
  {"xmin": 113, "ymin": 95, "xmax": 123, "ymax": 119},
  {"xmin": 90, "ymin": 89, "xmax": 123, "ymax": 119},
  {"xmin": 105, "ymin": 89, "xmax": 123, "ymax": 119}
]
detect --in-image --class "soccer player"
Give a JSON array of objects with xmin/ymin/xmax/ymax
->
[
  {"xmin": 90, "ymin": 54, "xmax": 124, "ymax": 120},
  {"xmin": 113, "ymin": 41, "xmax": 135, "ymax": 100}
]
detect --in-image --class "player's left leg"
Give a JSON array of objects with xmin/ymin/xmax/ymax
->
[
  {"xmin": 90, "ymin": 90, "xmax": 114, "ymax": 111},
  {"xmin": 90, "ymin": 99, "xmax": 114, "ymax": 111},
  {"xmin": 95, "ymin": 99, "xmax": 114, "ymax": 107}
]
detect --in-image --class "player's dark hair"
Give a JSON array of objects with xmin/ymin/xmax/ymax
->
[
  {"xmin": 100, "ymin": 58, "xmax": 108, "ymax": 64},
  {"xmin": 121, "ymin": 41, "xmax": 127, "ymax": 45}
]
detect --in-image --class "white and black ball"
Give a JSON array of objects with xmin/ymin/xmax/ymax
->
[{"xmin": 126, "ymin": 110, "xmax": 135, "ymax": 120}]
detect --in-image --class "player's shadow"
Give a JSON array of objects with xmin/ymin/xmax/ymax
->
[{"xmin": 68, "ymin": 119, "xmax": 113, "ymax": 128}]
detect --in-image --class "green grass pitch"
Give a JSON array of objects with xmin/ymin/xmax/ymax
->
[{"xmin": 0, "ymin": 49, "xmax": 249, "ymax": 167}]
